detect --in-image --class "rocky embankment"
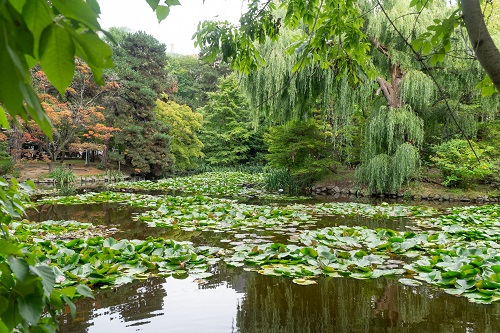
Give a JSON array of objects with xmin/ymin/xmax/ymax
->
[{"xmin": 311, "ymin": 185, "xmax": 500, "ymax": 203}]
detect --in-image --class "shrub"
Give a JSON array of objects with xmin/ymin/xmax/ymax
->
[
  {"xmin": 263, "ymin": 168, "xmax": 309, "ymax": 195},
  {"xmin": 431, "ymin": 139, "xmax": 494, "ymax": 188},
  {"xmin": 50, "ymin": 166, "xmax": 76, "ymax": 195}
]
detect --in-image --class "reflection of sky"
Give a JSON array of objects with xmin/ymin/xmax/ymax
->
[{"xmin": 88, "ymin": 277, "xmax": 244, "ymax": 333}]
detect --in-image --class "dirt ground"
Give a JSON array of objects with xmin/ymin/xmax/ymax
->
[{"xmin": 16, "ymin": 161, "xmax": 114, "ymax": 181}]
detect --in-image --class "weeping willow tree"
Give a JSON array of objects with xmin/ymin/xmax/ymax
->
[
  {"xmin": 354, "ymin": 0, "xmax": 500, "ymax": 193},
  {"xmin": 241, "ymin": 29, "xmax": 335, "ymax": 124},
  {"xmin": 238, "ymin": 0, "xmax": 499, "ymax": 192},
  {"xmin": 241, "ymin": 28, "xmax": 373, "ymax": 165},
  {"xmin": 356, "ymin": 106, "xmax": 423, "ymax": 193}
]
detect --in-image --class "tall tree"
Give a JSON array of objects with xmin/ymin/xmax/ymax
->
[
  {"xmin": 106, "ymin": 30, "xmax": 174, "ymax": 177},
  {"xmin": 166, "ymin": 54, "xmax": 231, "ymax": 110},
  {"xmin": 199, "ymin": 75, "xmax": 266, "ymax": 167}
]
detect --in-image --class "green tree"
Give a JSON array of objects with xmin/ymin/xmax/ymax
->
[
  {"xmin": 265, "ymin": 117, "xmax": 335, "ymax": 179},
  {"xmin": 155, "ymin": 98, "xmax": 204, "ymax": 170},
  {"xmin": 166, "ymin": 54, "xmax": 231, "ymax": 110},
  {"xmin": 106, "ymin": 30, "xmax": 174, "ymax": 177},
  {"xmin": 199, "ymin": 75, "xmax": 266, "ymax": 167},
  {"xmin": 0, "ymin": 1, "xmax": 177, "ymax": 331}
]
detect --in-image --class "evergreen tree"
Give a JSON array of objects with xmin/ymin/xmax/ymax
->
[
  {"xmin": 199, "ymin": 75, "xmax": 266, "ymax": 167},
  {"xmin": 106, "ymin": 30, "xmax": 174, "ymax": 177}
]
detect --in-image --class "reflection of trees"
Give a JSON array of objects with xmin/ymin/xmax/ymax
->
[
  {"xmin": 236, "ymin": 274, "xmax": 500, "ymax": 333},
  {"xmin": 59, "ymin": 277, "xmax": 167, "ymax": 333}
]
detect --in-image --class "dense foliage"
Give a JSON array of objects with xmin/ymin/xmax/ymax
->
[
  {"xmin": 154, "ymin": 99, "xmax": 204, "ymax": 170},
  {"xmin": 106, "ymin": 30, "xmax": 174, "ymax": 177},
  {"xmin": 199, "ymin": 75, "xmax": 266, "ymax": 167},
  {"xmin": 431, "ymin": 139, "xmax": 494, "ymax": 188}
]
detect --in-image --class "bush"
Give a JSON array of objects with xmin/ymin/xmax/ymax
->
[
  {"xmin": 50, "ymin": 166, "xmax": 76, "ymax": 195},
  {"xmin": 431, "ymin": 139, "xmax": 494, "ymax": 188},
  {"xmin": 264, "ymin": 118, "xmax": 336, "ymax": 186},
  {"xmin": 263, "ymin": 168, "xmax": 309, "ymax": 195}
]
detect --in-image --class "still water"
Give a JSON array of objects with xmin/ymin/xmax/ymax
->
[{"xmin": 30, "ymin": 201, "xmax": 500, "ymax": 333}]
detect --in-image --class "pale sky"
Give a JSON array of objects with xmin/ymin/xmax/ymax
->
[{"xmin": 98, "ymin": 0, "xmax": 245, "ymax": 55}]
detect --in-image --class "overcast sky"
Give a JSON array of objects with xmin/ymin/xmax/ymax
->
[{"xmin": 97, "ymin": 0, "xmax": 245, "ymax": 55}]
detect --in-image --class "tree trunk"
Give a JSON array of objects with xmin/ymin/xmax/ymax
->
[
  {"xmin": 370, "ymin": 37, "xmax": 404, "ymax": 108},
  {"xmin": 461, "ymin": 0, "xmax": 500, "ymax": 92},
  {"xmin": 101, "ymin": 137, "xmax": 110, "ymax": 168},
  {"xmin": 8, "ymin": 126, "xmax": 23, "ymax": 161}
]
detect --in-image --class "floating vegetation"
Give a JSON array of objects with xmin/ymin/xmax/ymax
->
[
  {"xmin": 25, "ymin": 172, "xmax": 500, "ymax": 303},
  {"xmin": 109, "ymin": 172, "xmax": 266, "ymax": 197},
  {"xmin": 12, "ymin": 220, "xmax": 118, "ymax": 241},
  {"xmin": 11, "ymin": 234, "xmax": 221, "ymax": 289}
]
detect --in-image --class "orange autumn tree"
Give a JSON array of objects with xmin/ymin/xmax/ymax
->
[
  {"xmin": 22, "ymin": 60, "xmax": 119, "ymax": 169},
  {"xmin": 70, "ymin": 123, "xmax": 120, "ymax": 166}
]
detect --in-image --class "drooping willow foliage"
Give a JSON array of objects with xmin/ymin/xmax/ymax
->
[
  {"xmin": 240, "ymin": 29, "xmax": 340, "ymax": 124},
  {"xmin": 241, "ymin": 28, "xmax": 374, "ymax": 164},
  {"xmin": 356, "ymin": 105, "xmax": 424, "ymax": 193},
  {"xmin": 327, "ymin": 74, "xmax": 374, "ymax": 164},
  {"xmin": 400, "ymin": 70, "xmax": 435, "ymax": 111}
]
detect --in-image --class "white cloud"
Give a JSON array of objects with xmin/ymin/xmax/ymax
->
[{"xmin": 97, "ymin": 0, "xmax": 245, "ymax": 55}]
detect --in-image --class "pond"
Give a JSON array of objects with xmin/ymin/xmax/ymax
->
[{"xmin": 22, "ymin": 173, "xmax": 500, "ymax": 332}]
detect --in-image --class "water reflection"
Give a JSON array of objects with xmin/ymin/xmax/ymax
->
[
  {"xmin": 59, "ymin": 264, "xmax": 500, "ymax": 333},
  {"xmin": 59, "ymin": 275, "xmax": 244, "ymax": 333},
  {"xmin": 31, "ymin": 201, "xmax": 500, "ymax": 332}
]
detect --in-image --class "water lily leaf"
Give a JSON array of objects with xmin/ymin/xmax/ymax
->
[
  {"xmin": 399, "ymin": 278, "xmax": 422, "ymax": 286},
  {"xmin": 114, "ymin": 276, "xmax": 134, "ymax": 286},
  {"xmin": 292, "ymin": 278, "xmax": 317, "ymax": 285}
]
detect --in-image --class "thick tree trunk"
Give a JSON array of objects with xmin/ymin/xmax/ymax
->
[
  {"xmin": 370, "ymin": 37, "xmax": 404, "ymax": 108},
  {"xmin": 461, "ymin": 0, "xmax": 500, "ymax": 92}
]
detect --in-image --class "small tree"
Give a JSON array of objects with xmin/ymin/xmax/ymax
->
[
  {"xmin": 155, "ymin": 99, "xmax": 204, "ymax": 170},
  {"xmin": 431, "ymin": 139, "xmax": 494, "ymax": 188},
  {"xmin": 265, "ymin": 117, "xmax": 335, "ymax": 181}
]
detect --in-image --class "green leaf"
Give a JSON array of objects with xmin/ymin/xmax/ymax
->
[
  {"xmin": 0, "ymin": 319, "xmax": 8, "ymax": 333},
  {"xmin": 87, "ymin": 0, "xmax": 101, "ymax": 14},
  {"xmin": 30, "ymin": 265, "xmax": 55, "ymax": 297},
  {"xmin": 75, "ymin": 284, "xmax": 94, "ymax": 298},
  {"xmin": 0, "ymin": 106, "xmax": 9, "ymax": 129},
  {"xmin": 61, "ymin": 294, "xmax": 76, "ymax": 318},
  {"xmin": 60, "ymin": 286, "xmax": 76, "ymax": 298},
  {"xmin": 292, "ymin": 278, "xmax": 317, "ymax": 285},
  {"xmin": 51, "ymin": 0, "xmax": 101, "ymax": 30},
  {"xmin": 7, "ymin": 0, "xmax": 25, "ymax": 12},
  {"xmin": 156, "ymin": 5, "xmax": 170, "ymax": 22},
  {"xmin": 422, "ymin": 41, "xmax": 432, "ymax": 55},
  {"xmin": 399, "ymin": 278, "xmax": 422, "ymax": 286},
  {"xmin": 0, "ymin": 296, "xmax": 8, "ymax": 315},
  {"xmin": 0, "ymin": 30, "xmax": 27, "ymax": 117},
  {"xmin": 165, "ymin": 0, "xmax": 181, "ymax": 5},
  {"xmin": 0, "ymin": 240, "xmax": 21, "ymax": 256},
  {"xmin": 22, "ymin": 0, "xmax": 53, "ymax": 58},
  {"xmin": 146, "ymin": 0, "xmax": 160, "ymax": 10},
  {"xmin": 7, "ymin": 257, "xmax": 28, "ymax": 282},
  {"xmin": 71, "ymin": 30, "xmax": 113, "ymax": 69},
  {"xmin": 39, "ymin": 23, "xmax": 75, "ymax": 95},
  {"xmin": 17, "ymin": 294, "xmax": 44, "ymax": 325}
]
